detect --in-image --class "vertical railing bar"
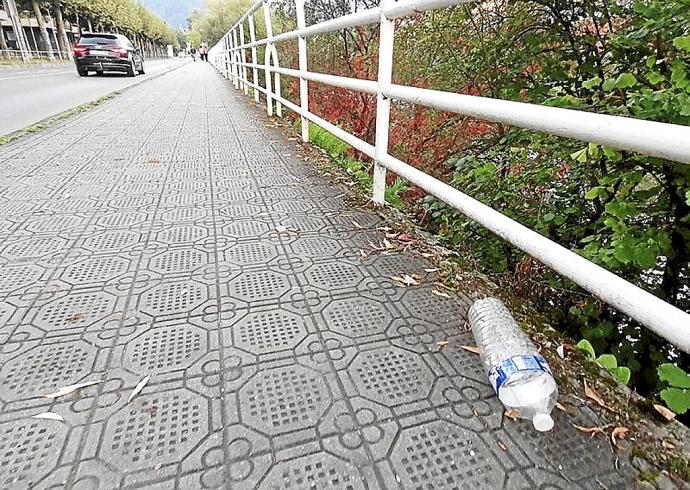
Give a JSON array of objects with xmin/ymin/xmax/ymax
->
[
  {"xmin": 262, "ymin": 0, "xmax": 275, "ymax": 116},
  {"xmin": 239, "ymin": 21, "xmax": 249, "ymax": 95},
  {"xmin": 248, "ymin": 13, "xmax": 261, "ymax": 103},
  {"xmin": 271, "ymin": 45, "xmax": 283, "ymax": 117},
  {"xmin": 373, "ymin": 0, "xmax": 395, "ymax": 205},
  {"xmin": 296, "ymin": 0, "xmax": 309, "ymax": 142},
  {"xmin": 231, "ymin": 29, "xmax": 239, "ymax": 89}
]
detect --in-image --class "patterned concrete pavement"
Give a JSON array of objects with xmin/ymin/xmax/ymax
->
[{"xmin": 0, "ymin": 62, "xmax": 633, "ymax": 489}]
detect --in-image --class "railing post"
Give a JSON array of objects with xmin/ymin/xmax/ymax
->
[
  {"xmin": 231, "ymin": 29, "xmax": 239, "ymax": 89},
  {"xmin": 295, "ymin": 0, "xmax": 309, "ymax": 142},
  {"xmin": 271, "ymin": 46, "xmax": 283, "ymax": 117},
  {"xmin": 239, "ymin": 21, "xmax": 249, "ymax": 95},
  {"xmin": 262, "ymin": 0, "xmax": 274, "ymax": 116},
  {"xmin": 373, "ymin": 0, "xmax": 395, "ymax": 206},
  {"xmin": 248, "ymin": 13, "xmax": 260, "ymax": 103}
]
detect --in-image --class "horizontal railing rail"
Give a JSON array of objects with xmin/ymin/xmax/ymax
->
[{"xmin": 209, "ymin": 0, "xmax": 690, "ymax": 353}]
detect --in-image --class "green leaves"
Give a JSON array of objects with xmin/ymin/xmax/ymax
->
[
  {"xmin": 576, "ymin": 339, "xmax": 596, "ymax": 359},
  {"xmin": 658, "ymin": 363, "xmax": 690, "ymax": 389},
  {"xmin": 673, "ymin": 35, "xmax": 690, "ymax": 53},
  {"xmin": 576, "ymin": 341, "xmax": 631, "ymax": 385},
  {"xmin": 602, "ymin": 73, "xmax": 637, "ymax": 91},
  {"xmin": 658, "ymin": 364, "xmax": 690, "ymax": 415}
]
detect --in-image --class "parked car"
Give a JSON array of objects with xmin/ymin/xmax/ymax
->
[{"xmin": 73, "ymin": 33, "xmax": 145, "ymax": 77}]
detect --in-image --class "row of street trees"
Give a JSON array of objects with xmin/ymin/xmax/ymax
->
[{"xmin": 1, "ymin": 0, "xmax": 177, "ymax": 61}]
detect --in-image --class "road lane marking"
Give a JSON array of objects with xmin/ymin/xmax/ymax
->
[{"xmin": 0, "ymin": 70, "xmax": 75, "ymax": 81}]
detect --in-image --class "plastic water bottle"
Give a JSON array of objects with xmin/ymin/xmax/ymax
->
[{"xmin": 469, "ymin": 298, "xmax": 558, "ymax": 432}]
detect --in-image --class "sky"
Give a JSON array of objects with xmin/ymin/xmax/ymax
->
[{"xmin": 139, "ymin": 0, "xmax": 203, "ymax": 30}]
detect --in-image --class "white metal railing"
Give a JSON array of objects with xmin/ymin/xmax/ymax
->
[{"xmin": 209, "ymin": 0, "xmax": 690, "ymax": 353}]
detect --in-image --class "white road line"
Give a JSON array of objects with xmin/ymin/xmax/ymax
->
[{"xmin": 0, "ymin": 70, "xmax": 74, "ymax": 81}]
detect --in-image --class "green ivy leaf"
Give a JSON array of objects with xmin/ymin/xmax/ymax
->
[
  {"xmin": 597, "ymin": 354, "xmax": 618, "ymax": 370},
  {"xmin": 612, "ymin": 366, "xmax": 631, "ymax": 385},
  {"xmin": 615, "ymin": 73, "xmax": 637, "ymax": 89},
  {"xmin": 686, "ymin": 190, "xmax": 690, "ymax": 206},
  {"xmin": 582, "ymin": 77, "xmax": 601, "ymax": 89},
  {"xmin": 658, "ymin": 363, "xmax": 690, "ymax": 388},
  {"xmin": 660, "ymin": 387, "xmax": 690, "ymax": 415},
  {"xmin": 576, "ymin": 339, "xmax": 596, "ymax": 359},
  {"xmin": 585, "ymin": 186, "xmax": 607, "ymax": 199},
  {"xmin": 602, "ymin": 78, "xmax": 617, "ymax": 91},
  {"xmin": 570, "ymin": 148, "xmax": 589, "ymax": 162},
  {"xmin": 673, "ymin": 35, "xmax": 690, "ymax": 53}
]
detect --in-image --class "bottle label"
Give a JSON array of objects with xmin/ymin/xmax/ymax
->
[{"xmin": 488, "ymin": 355, "xmax": 552, "ymax": 393}]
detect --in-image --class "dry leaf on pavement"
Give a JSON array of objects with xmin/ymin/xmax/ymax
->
[
  {"xmin": 573, "ymin": 424, "xmax": 608, "ymax": 438},
  {"xmin": 32, "ymin": 412, "xmax": 65, "ymax": 422},
  {"xmin": 397, "ymin": 233, "xmax": 413, "ymax": 242},
  {"xmin": 275, "ymin": 225, "xmax": 298, "ymax": 234},
  {"xmin": 555, "ymin": 401, "xmax": 568, "ymax": 412},
  {"xmin": 556, "ymin": 344, "xmax": 565, "ymax": 359},
  {"xmin": 42, "ymin": 380, "xmax": 101, "ymax": 399},
  {"xmin": 424, "ymin": 268, "xmax": 438, "ymax": 273},
  {"xmin": 461, "ymin": 345, "xmax": 480, "ymax": 355},
  {"xmin": 432, "ymin": 289, "xmax": 451, "ymax": 299},
  {"xmin": 610, "ymin": 426, "xmax": 629, "ymax": 446},
  {"xmin": 436, "ymin": 340, "xmax": 449, "ymax": 348},
  {"xmin": 128, "ymin": 375, "xmax": 151, "ymax": 403},
  {"xmin": 497, "ymin": 441, "xmax": 508, "ymax": 452},
  {"xmin": 653, "ymin": 404, "xmax": 676, "ymax": 421},
  {"xmin": 391, "ymin": 274, "xmax": 420, "ymax": 287},
  {"xmin": 351, "ymin": 220, "xmax": 366, "ymax": 230},
  {"xmin": 504, "ymin": 409, "xmax": 519, "ymax": 421},
  {"xmin": 584, "ymin": 380, "xmax": 611, "ymax": 410}
]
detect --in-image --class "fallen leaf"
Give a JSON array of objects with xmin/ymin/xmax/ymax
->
[
  {"xmin": 497, "ymin": 441, "xmax": 508, "ymax": 452},
  {"xmin": 147, "ymin": 158, "xmax": 161, "ymax": 164},
  {"xmin": 128, "ymin": 375, "xmax": 151, "ymax": 403},
  {"xmin": 351, "ymin": 220, "xmax": 366, "ymax": 230},
  {"xmin": 573, "ymin": 424, "xmax": 607, "ymax": 438},
  {"xmin": 432, "ymin": 289, "xmax": 451, "ymax": 299},
  {"xmin": 584, "ymin": 380, "xmax": 611, "ymax": 410},
  {"xmin": 610, "ymin": 426, "xmax": 629, "ymax": 446},
  {"xmin": 391, "ymin": 274, "xmax": 420, "ymax": 287},
  {"xmin": 556, "ymin": 344, "xmax": 565, "ymax": 359},
  {"xmin": 397, "ymin": 233, "xmax": 413, "ymax": 242},
  {"xmin": 383, "ymin": 238, "xmax": 395, "ymax": 250},
  {"xmin": 436, "ymin": 340, "xmax": 449, "ymax": 348},
  {"xmin": 421, "ymin": 253, "xmax": 434, "ymax": 258},
  {"xmin": 358, "ymin": 249, "xmax": 368, "ymax": 259},
  {"xmin": 32, "ymin": 412, "xmax": 64, "ymax": 422},
  {"xmin": 661, "ymin": 439, "xmax": 676, "ymax": 450},
  {"xmin": 424, "ymin": 268, "xmax": 438, "ymax": 273},
  {"xmin": 368, "ymin": 241, "xmax": 385, "ymax": 252},
  {"xmin": 376, "ymin": 226, "xmax": 392, "ymax": 232},
  {"xmin": 555, "ymin": 402, "xmax": 568, "ymax": 413},
  {"xmin": 275, "ymin": 225, "xmax": 298, "ymax": 234},
  {"xmin": 653, "ymin": 403, "xmax": 676, "ymax": 421},
  {"xmin": 43, "ymin": 380, "xmax": 101, "ymax": 399},
  {"xmin": 460, "ymin": 345, "xmax": 480, "ymax": 355},
  {"xmin": 504, "ymin": 409, "xmax": 519, "ymax": 421},
  {"xmin": 66, "ymin": 312, "xmax": 87, "ymax": 324}
]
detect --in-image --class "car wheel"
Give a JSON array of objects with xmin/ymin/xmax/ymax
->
[
  {"xmin": 77, "ymin": 67, "xmax": 88, "ymax": 77},
  {"xmin": 137, "ymin": 59, "xmax": 145, "ymax": 75},
  {"xmin": 126, "ymin": 59, "xmax": 136, "ymax": 77},
  {"xmin": 96, "ymin": 70, "xmax": 103, "ymax": 76}
]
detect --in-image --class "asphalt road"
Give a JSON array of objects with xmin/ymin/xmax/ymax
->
[{"xmin": 0, "ymin": 58, "xmax": 189, "ymax": 135}]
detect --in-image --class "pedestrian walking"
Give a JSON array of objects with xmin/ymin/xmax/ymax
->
[
  {"xmin": 200, "ymin": 43, "xmax": 208, "ymax": 62},
  {"xmin": 190, "ymin": 47, "xmax": 197, "ymax": 62}
]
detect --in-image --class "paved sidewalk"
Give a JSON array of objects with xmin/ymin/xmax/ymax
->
[{"xmin": 0, "ymin": 62, "xmax": 632, "ymax": 489}]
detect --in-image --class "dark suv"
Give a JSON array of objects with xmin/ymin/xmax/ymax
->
[{"xmin": 73, "ymin": 33, "xmax": 145, "ymax": 77}]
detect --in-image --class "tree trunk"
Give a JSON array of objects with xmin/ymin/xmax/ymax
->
[
  {"xmin": 30, "ymin": 0, "xmax": 54, "ymax": 59},
  {"xmin": 54, "ymin": 5, "xmax": 70, "ymax": 56},
  {"xmin": 3, "ymin": 0, "xmax": 32, "ymax": 61},
  {"xmin": 88, "ymin": 19, "xmax": 93, "ymax": 32},
  {"xmin": 0, "ymin": 25, "xmax": 8, "ymax": 52}
]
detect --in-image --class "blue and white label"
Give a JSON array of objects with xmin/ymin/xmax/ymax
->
[{"xmin": 488, "ymin": 355, "xmax": 551, "ymax": 393}]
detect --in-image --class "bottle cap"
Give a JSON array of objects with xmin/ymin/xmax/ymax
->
[{"xmin": 532, "ymin": 413, "xmax": 554, "ymax": 432}]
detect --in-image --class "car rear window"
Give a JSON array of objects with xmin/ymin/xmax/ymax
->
[{"xmin": 78, "ymin": 36, "xmax": 120, "ymax": 46}]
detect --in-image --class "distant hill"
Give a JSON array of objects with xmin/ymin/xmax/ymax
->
[{"xmin": 139, "ymin": 0, "xmax": 202, "ymax": 29}]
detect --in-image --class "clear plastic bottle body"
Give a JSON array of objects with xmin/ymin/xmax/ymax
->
[{"xmin": 469, "ymin": 298, "xmax": 558, "ymax": 431}]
